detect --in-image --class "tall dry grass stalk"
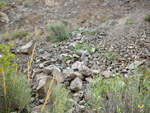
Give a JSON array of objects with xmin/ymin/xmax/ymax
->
[
  {"xmin": 13, "ymin": 66, "xmax": 17, "ymax": 88},
  {"xmin": 41, "ymin": 72, "xmax": 56, "ymax": 113},
  {"xmin": 27, "ymin": 27, "xmax": 39, "ymax": 81},
  {"xmin": 34, "ymin": 27, "xmax": 39, "ymax": 41},
  {"xmin": 27, "ymin": 43, "xmax": 36, "ymax": 81},
  {"xmin": 2, "ymin": 68, "xmax": 7, "ymax": 113}
]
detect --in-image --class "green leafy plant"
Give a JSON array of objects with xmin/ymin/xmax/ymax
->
[
  {"xmin": 144, "ymin": 15, "xmax": 150, "ymax": 21},
  {"xmin": 0, "ymin": 43, "xmax": 16, "ymax": 74},
  {"xmin": 0, "ymin": 43, "xmax": 31, "ymax": 113},
  {"xmin": 125, "ymin": 20, "xmax": 134, "ymax": 25},
  {"xmin": 63, "ymin": 57, "xmax": 68, "ymax": 62},
  {"xmin": 86, "ymin": 74, "xmax": 150, "ymax": 113},
  {"xmin": 14, "ymin": 19, "xmax": 19, "ymax": 23},
  {"xmin": 47, "ymin": 22, "xmax": 69, "ymax": 42},
  {"xmin": 0, "ymin": 1, "xmax": 5, "ymax": 8}
]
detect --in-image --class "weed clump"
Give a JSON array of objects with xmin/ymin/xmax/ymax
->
[
  {"xmin": 144, "ymin": 15, "xmax": 150, "ymax": 21},
  {"xmin": 47, "ymin": 22, "xmax": 69, "ymax": 42},
  {"xmin": 125, "ymin": 20, "xmax": 134, "ymax": 25},
  {"xmin": 86, "ymin": 74, "xmax": 150, "ymax": 113}
]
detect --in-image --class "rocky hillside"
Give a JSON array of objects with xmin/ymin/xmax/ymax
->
[{"xmin": 0, "ymin": 0, "xmax": 150, "ymax": 113}]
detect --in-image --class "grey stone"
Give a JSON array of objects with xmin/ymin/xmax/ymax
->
[
  {"xmin": 43, "ymin": 65, "xmax": 55, "ymax": 74},
  {"xmin": 70, "ymin": 72, "xmax": 84, "ymax": 80},
  {"xmin": 70, "ymin": 77, "xmax": 82, "ymax": 92},
  {"xmin": 72, "ymin": 61, "xmax": 84, "ymax": 70},
  {"xmin": 101, "ymin": 70, "xmax": 112, "ymax": 78},
  {"xmin": 19, "ymin": 40, "xmax": 35, "ymax": 54},
  {"xmin": 79, "ymin": 65, "xmax": 91, "ymax": 77}
]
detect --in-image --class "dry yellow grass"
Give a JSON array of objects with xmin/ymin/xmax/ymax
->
[
  {"xmin": 13, "ymin": 66, "xmax": 17, "ymax": 88},
  {"xmin": 27, "ymin": 27, "xmax": 39, "ymax": 81},
  {"xmin": 41, "ymin": 72, "xmax": 56, "ymax": 112},
  {"xmin": 2, "ymin": 68, "xmax": 7, "ymax": 113},
  {"xmin": 27, "ymin": 43, "xmax": 36, "ymax": 81},
  {"xmin": 34, "ymin": 27, "xmax": 39, "ymax": 41}
]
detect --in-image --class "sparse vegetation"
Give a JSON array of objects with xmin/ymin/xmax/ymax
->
[
  {"xmin": 13, "ymin": 30, "xmax": 29, "ymax": 39},
  {"xmin": 89, "ymin": 29, "xmax": 97, "ymax": 35},
  {"xmin": 72, "ymin": 42, "xmax": 83, "ymax": 51},
  {"xmin": 72, "ymin": 42, "xmax": 98, "ymax": 54},
  {"xmin": 24, "ymin": 1, "xmax": 31, "ymax": 7},
  {"xmin": 23, "ymin": 35, "xmax": 30, "ymax": 42},
  {"xmin": 125, "ymin": 20, "xmax": 134, "ymax": 25},
  {"xmin": 0, "ymin": 43, "xmax": 31, "ymax": 113},
  {"xmin": 47, "ymin": 84, "xmax": 70, "ymax": 113},
  {"xmin": 0, "ymin": 0, "xmax": 5, "ymax": 8},
  {"xmin": 76, "ymin": 28, "xmax": 80, "ymax": 32},
  {"xmin": 86, "ymin": 73, "xmax": 150, "ymax": 113},
  {"xmin": 47, "ymin": 22, "xmax": 69, "ymax": 42},
  {"xmin": 2, "ymin": 30, "xmax": 29, "ymax": 41},
  {"xmin": 104, "ymin": 51, "xmax": 118, "ymax": 60},
  {"xmin": 144, "ymin": 15, "xmax": 150, "ymax": 21},
  {"xmin": 14, "ymin": 19, "xmax": 19, "ymax": 23}
]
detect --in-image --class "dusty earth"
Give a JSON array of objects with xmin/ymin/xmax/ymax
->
[{"xmin": 0, "ymin": 0, "xmax": 150, "ymax": 113}]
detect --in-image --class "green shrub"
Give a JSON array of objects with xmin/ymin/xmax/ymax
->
[
  {"xmin": 144, "ymin": 15, "xmax": 150, "ymax": 21},
  {"xmin": 86, "ymin": 75, "xmax": 150, "ymax": 113},
  {"xmin": 46, "ymin": 84, "xmax": 70, "ymax": 113},
  {"xmin": 0, "ymin": 73, "xmax": 31, "ymax": 113},
  {"xmin": 47, "ymin": 22, "xmax": 69, "ymax": 42},
  {"xmin": 0, "ymin": 43, "xmax": 16, "ymax": 75},
  {"xmin": 0, "ymin": 43, "xmax": 31, "ymax": 113},
  {"xmin": 24, "ymin": 1, "xmax": 31, "ymax": 7},
  {"xmin": 0, "ymin": 1, "xmax": 5, "ymax": 8},
  {"xmin": 14, "ymin": 19, "xmax": 19, "ymax": 23},
  {"xmin": 125, "ymin": 20, "xmax": 134, "ymax": 25}
]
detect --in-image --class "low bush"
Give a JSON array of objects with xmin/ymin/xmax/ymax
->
[
  {"xmin": 0, "ymin": 43, "xmax": 31, "ymax": 113},
  {"xmin": 24, "ymin": 1, "xmax": 31, "ymax": 7},
  {"xmin": 45, "ymin": 83, "xmax": 70, "ymax": 113},
  {"xmin": 86, "ymin": 74, "xmax": 150, "ymax": 113},
  {"xmin": 0, "ymin": 73, "xmax": 31, "ymax": 113},
  {"xmin": 47, "ymin": 22, "xmax": 69, "ymax": 42}
]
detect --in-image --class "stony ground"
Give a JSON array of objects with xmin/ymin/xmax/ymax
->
[{"xmin": 0, "ymin": 0, "xmax": 150, "ymax": 113}]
